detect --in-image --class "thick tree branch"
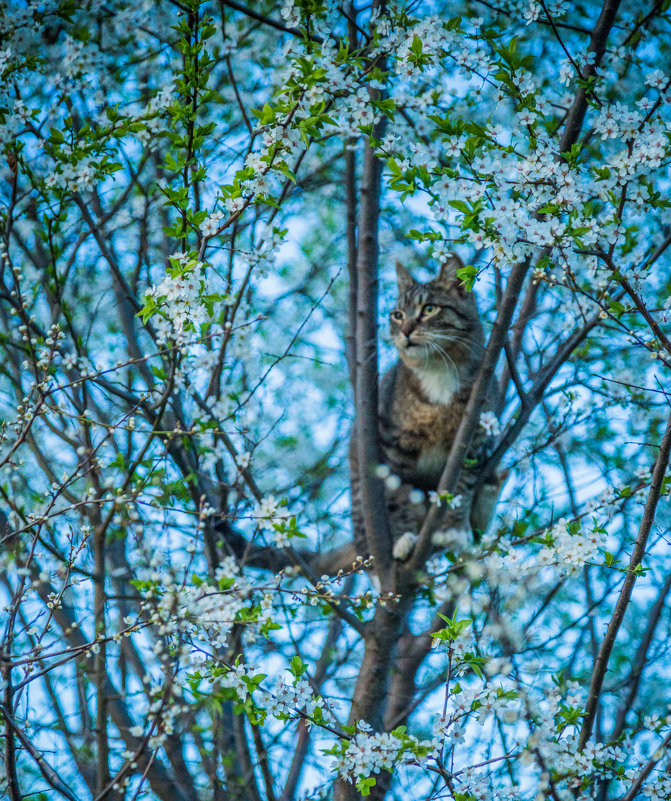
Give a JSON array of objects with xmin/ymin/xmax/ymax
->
[
  {"xmin": 558, "ymin": 0, "xmax": 621, "ymax": 154},
  {"xmin": 497, "ymin": 0, "xmax": 622, "ymax": 413},
  {"xmin": 596, "ymin": 570, "xmax": 671, "ymax": 801},
  {"xmin": 495, "ymin": 279, "xmax": 538, "ymax": 414},
  {"xmin": 345, "ymin": 145, "xmax": 358, "ymax": 389},
  {"xmin": 610, "ymin": 570, "xmax": 671, "ymax": 739},
  {"xmin": 482, "ymin": 293, "xmax": 621, "ymax": 478},
  {"xmin": 1, "ymin": 662, "xmax": 20, "ymax": 801},
  {"xmin": 353, "ymin": 113, "xmax": 393, "ymax": 585}
]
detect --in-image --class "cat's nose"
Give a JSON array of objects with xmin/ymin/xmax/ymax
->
[{"xmin": 401, "ymin": 321, "xmax": 416, "ymax": 339}]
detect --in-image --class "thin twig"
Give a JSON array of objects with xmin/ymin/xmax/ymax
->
[
  {"xmin": 618, "ymin": 729, "xmax": 671, "ymax": 801},
  {"xmin": 0, "ymin": 703, "xmax": 79, "ymax": 801}
]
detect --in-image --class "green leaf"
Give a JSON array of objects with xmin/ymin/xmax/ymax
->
[
  {"xmin": 356, "ymin": 777, "xmax": 376, "ymax": 796},
  {"xmin": 433, "ymin": 611, "xmax": 472, "ymax": 642},
  {"xmin": 406, "ymin": 228, "xmax": 442, "ymax": 242},
  {"xmin": 251, "ymin": 102, "xmax": 276, "ymax": 125},
  {"xmin": 289, "ymin": 655, "xmax": 307, "ymax": 678},
  {"xmin": 456, "ymin": 264, "xmax": 477, "ymax": 291},
  {"xmin": 448, "ymin": 199, "xmax": 470, "ymax": 213}
]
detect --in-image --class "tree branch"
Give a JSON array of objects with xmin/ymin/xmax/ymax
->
[
  {"xmin": 353, "ymin": 108, "xmax": 393, "ymax": 586},
  {"xmin": 618, "ymin": 728, "xmax": 671, "ymax": 801},
  {"xmin": 482, "ymin": 292, "xmax": 621, "ymax": 478},
  {"xmin": 578, "ymin": 409, "xmax": 671, "ymax": 748},
  {"xmin": 610, "ymin": 570, "xmax": 671, "ymax": 739},
  {"xmin": 280, "ymin": 594, "xmax": 347, "ymax": 801},
  {"xmin": 27, "ymin": 565, "xmax": 196, "ymax": 801},
  {"xmin": 222, "ymin": 0, "xmax": 322, "ymax": 43},
  {"xmin": 0, "ymin": 702, "xmax": 79, "ymax": 801},
  {"xmin": 1, "ymin": 661, "xmax": 20, "ymax": 801},
  {"xmin": 558, "ymin": 0, "xmax": 622, "ymax": 154}
]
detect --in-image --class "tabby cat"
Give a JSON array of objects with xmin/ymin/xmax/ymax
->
[{"xmin": 351, "ymin": 254, "xmax": 499, "ymax": 561}]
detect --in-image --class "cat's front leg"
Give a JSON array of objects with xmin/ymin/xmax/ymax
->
[
  {"xmin": 430, "ymin": 472, "xmax": 478, "ymax": 553},
  {"xmin": 392, "ymin": 530, "xmax": 418, "ymax": 560},
  {"xmin": 431, "ymin": 524, "xmax": 473, "ymax": 551},
  {"xmin": 431, "ymin": 465, "xmax": 504, "ymax": 551}
]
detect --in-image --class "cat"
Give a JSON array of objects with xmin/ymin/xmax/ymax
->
[{"xmin": 350, "ymin": 253, "xmax": 500, "ymax": 562}]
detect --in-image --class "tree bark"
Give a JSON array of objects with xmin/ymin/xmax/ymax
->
[{"xmin": 353, "ymin": 123, "xmax": 393, "ymax": 587}]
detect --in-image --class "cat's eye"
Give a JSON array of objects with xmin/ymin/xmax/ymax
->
[
  {"xmin": 422, "ymin": 304, "xmax": 440, "ymax": 317},
  {"xmin": 391, "ymin": 309, "xmax": 404, "ymax": 321}
]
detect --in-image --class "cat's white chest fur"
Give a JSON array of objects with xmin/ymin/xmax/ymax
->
[{"xmin": 414, "ymin": 365, "xmax": 459, "ymax": 405}]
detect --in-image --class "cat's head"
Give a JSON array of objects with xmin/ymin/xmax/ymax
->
[{"xmin": 390, "ymin": 254, "xmax": 483, "ymax": 371}]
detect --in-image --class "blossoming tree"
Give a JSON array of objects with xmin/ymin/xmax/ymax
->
[{"xmin": 2, "ymin": 1, "xmax": 671, "ymax": 800}]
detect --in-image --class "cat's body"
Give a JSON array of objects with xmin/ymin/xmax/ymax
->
[
  {"xmin": 378, "ymin": 340, "xmax": 480, "ymax": 492},
  {"xmin": 351, "ymin": 255, "xmax": 499, "ymax": 560}
]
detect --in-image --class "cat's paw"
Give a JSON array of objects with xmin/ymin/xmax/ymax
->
[
  {"xmin": 393, "ymin": 531, "xmax": 418, "ymax": 560},
  {"xmin": 432, "ymin": 527, "xmax": 472, "ymax": 551}
]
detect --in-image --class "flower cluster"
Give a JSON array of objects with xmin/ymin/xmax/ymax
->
[
  {"xmin": 142, "ymin": 253, "xmax": 218, "ymax": 343},
  {"xmin": 537, "ymin": 518, "xmax": 603, "ymax": 573},
  {"xmin": 44, "ymin": 157, "xmax": 99, "ymax": 192},
  {"xmin": 640, "ymin": 773, "xmax": 671, "ymax": 801},
  {"xmin": 266, "ymin": 676, "xmax": 320, "ymax": 718},
  {"xmin": 480, "ymin": 411, "xmax": 502, "ymax": 436},
  {"xmin": 139, "ymin": 556, "xmax": 268, "ymax": 651},
  {"xmin": 489, "ymin": 518, "xmax": 604, "ymax": 577},
  {"xmin": 336, "ymin": 723, "xmax": 426, "ymax": 784},
  {"xmin": 254, "ymin": 495, "xmax": 297, "ymax": 547}
]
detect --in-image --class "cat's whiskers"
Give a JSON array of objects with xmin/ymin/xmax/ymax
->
[
  {"xmin": 428, "ymin": 331, "xmax": 484, "ymax": 356},
  {"xmin": 423, "ymin": 342, "xmax": 433, "ymax": 370},
  {"xmin": 426, "ymin": 340, "xmax": 461, "ymax": 396}
]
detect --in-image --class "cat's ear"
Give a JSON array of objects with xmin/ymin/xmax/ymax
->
[
  {"xmin": 395, "ymin": 261, "xmax": 414, "ymax": 292},
  {"xmin": 437, "ymin": 253, "xmax": 465, "ymax": 292}
]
